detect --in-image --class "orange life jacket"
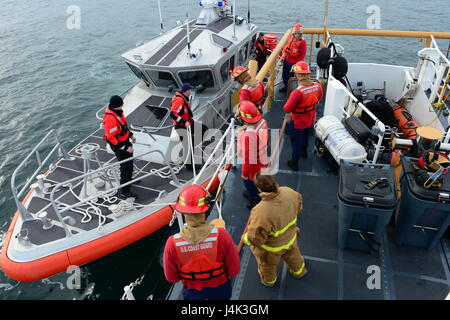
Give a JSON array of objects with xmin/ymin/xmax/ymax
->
[
  {"xmin": 174, "ymin": 228, "xmax": 227, "ymax": 281},
  {"xmin": 284, "ymin": 34, "xmax": 305, "ymax": 62},
  {"xmin": 170, "ymin": 92, "xmax": 193, "ymax": 128},
  {"xmin": 292, "ymin": 81, "xmax": 321, "ymax": 116},
  {"xmin": 102, "ymin": 109, "xmax": 130, "ymax": 144},
  {"xmin": 241, "ymin": 81, "xmax": 265, "ymax": 105},
  {"xmin": 237, "ymin": 119, "xmax": 269, "ymax": 166}
]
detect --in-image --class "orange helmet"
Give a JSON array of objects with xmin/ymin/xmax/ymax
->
[
  {"xmin": 292, "ymin": 23, "xmax": 304, "ymax": 34},
  {"xmin": 239, "ymin": 101, "xmax": 262, "ymax": 124},
  {"xmin": 175, "ymin": 185, "xmax": 210, "ymax": 214},
  {"xmin": 232, "ymin": 66, "xmax": 247, "ymax": 79},
  {"xmin": 292, "ymin": 61, "xmax": 311, "ymax": 74}
]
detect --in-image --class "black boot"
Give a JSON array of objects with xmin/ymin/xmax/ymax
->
[
  {"xmin": 287, "ymin": 160, "xmax": 299, "ymax": 171},
  {"xmin": 247, "ymin": 199, "xmax": 260, "ymax": 210}
]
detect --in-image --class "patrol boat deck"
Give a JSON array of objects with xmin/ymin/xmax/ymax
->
[{"xmin": 168, "ymin": 86, "xmax": 450, "ymax": 300}]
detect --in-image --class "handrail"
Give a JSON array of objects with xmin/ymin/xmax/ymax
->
[
  {"xmin": 193, "ymin": 118, "xmax": 235, "ymax": 186},
  {"xmin": 49, "ymin": 149, "xmax": 179, "ymax": 237},
  {"xmin": 11, "ymin": 129, "xmax": 71, "ymax": 222}
]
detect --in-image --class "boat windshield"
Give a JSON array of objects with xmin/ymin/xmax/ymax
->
[
  {"xmin": 145, "ymin": 70, "xmax": 179, "ymax": 89},
  {"xmin": 126, "ymin": 62, "xmax": 151, "ymax": 86},
  {"xmin": 179, "ymin": 70, "xmax": 215, "ymax": 89}
]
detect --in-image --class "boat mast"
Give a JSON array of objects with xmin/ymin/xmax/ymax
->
[
  {"xmin": 157, "ymin": 0, "xmax": 164, "ymax": 34},
  {"xmin": 247, "ymin": 0, "xmax": 250, "ymax": 24},
  {"xmin": 232, "ymin": 0, "xmax": 237, "ymax": 39},
  {"xmin": 185, "ymin": 0, "xmax": 192, "ymax": 57}
]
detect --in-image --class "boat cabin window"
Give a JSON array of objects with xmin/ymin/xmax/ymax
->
[
  {"xmin": 238, "ymin": 42, "xmax": 249, "ymax": 64},
  {"xmin": 145, "ymin": 70, "xmax": 179, "ymax": 89},
  {"xmin": 179, "ymin": 70, "xmax": 215, "ymax": 89},
  {"xmin": 126, "ymin": 62, "xmax": 151, "ymax": 87},
  {"xmin": 220, "ymin": 56, "xmax": 235, "ymax": 84}
]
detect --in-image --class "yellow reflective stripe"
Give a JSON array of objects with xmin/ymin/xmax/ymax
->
[
  {"xmin": 268, "ymin": 218, "xmax": 297, "ymax": 237},
  {"xmin": 260, "ymin": 233, "xmax": 297, "ymax": 252},
  {"xmin": 291, "ymin": 262, "xmax": 305, "ymax": 275},
  {"xmin": 197, "ymin": 197, "xmax": 205, "ymax": 206},
  {"xmin": 264, "ymin": 276, "xmax": 277, "ymax": 285},
  {"xmin": 242, "ymin": 233, "xmax": 251, "ymax": 246},
  {"xmin": 179, "ymin": 196, "xmax": 186, "ymax": 206}
]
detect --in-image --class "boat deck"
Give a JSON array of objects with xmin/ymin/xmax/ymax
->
[
  {"xmin": 18, "ymin": 96, "xmax": 205, "ymax": 246},
  {"xmin": 168, "ymin": 88, "xmax": 450, "ymax": 300}
]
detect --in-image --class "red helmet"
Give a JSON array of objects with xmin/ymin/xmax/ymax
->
[
  {"xmin": 239, "ymin": 101, "xmax": 262, "ymax": 124},
  {"xmin": 292, "ymin": 61, "xmax": 311, "ymax": 74},
  {"xmin": 232, "ymin": 66, "xmax": 247, "ymax": 79},
  {"xmin": 292, "ymin": 23, "xmax": 304, "ymax": 34},
  {"xmin": 175, "ymin": 185, "xmax": 210, "ymax": 214}
]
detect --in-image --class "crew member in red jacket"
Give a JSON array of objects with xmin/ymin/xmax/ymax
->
[
  {"xmin": 280, "ymin": 24, "xmax": 307, "ymax": 93},
  {"xmin": 232, "ymin": 66, "xmax": 266, "ymax": 114},
  {"xmin": 163, "ymin": 185, "xmax": 240, "ymax": 300},
  {"xmin": 237, "ymin": 101, "xmax": 269, "ymax": 209},
  {"xmin": 170, "ymin": 83, "xmax": 207, "ymax": 168},
  {"xmin": 103, "ymin": 95, "xmax": 137, "ymax": 198},
  {"xmin": 283, "ymin": 61, "xmax": 323, "ymax": 171},
  {"xmin": 253, "ymin": 33, "xmax": 270, "ymax": 72}
]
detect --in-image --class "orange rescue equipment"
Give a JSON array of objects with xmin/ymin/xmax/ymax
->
[
  {"xmin": 392, "ymin": 105, "xmax": 419, "ymax": 139},
  {"xmin": 174, "ymin": 228, "xmax": 227, "ymax": 281},
  {"xmin": 264, "ymin": 34, "xmax": 278, "ymax": 52}
]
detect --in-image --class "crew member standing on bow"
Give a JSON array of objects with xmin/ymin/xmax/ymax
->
[
  {"xmin": 242, "ymin": 174, "xmax": 307, "ymax": 287},
  {"xmin": 280, "ymin": 24, "xmax": 307, "ymax": 93},
  {"xmin": 254, "ymin": 33, "xmax": 270, "ymax": 72},
  {"xmin": 170, "ymin": 83, "xmax": 195, "ymax": 130},
  {"xmin": 103, "ymin": 95, "xmax": 137, "ymax": 198},
  {"xmin": 283, "ymin": 61, "xmax": 323, "ymax": 171},
  {"xmin": 163, "ymin": 185, "xmax": 240, "ymax": 300},
  {"xmin": 237, "ymin": 101, "xmax": 269, "ymax": 209},
  {"xmin": 170, "ymin": 83, "xmax": 207, "ymax": 167},
  {"xmin": 232, "ymin": 66, "xmax": 266, "ymax": 114}
]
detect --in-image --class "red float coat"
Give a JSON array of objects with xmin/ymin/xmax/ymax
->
[{"xmin": 237, "ymin": 119, "xmax": 269, "ymax": 181}]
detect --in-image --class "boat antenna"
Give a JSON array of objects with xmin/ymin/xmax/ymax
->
[
  {"xmin": 157, "ymin": 0, "xmax": 164, "ymax": 34},
  {"xmin": 185, "ymin": 0, "xmax": 192, "ymax": 57},
  {"xmin": 232, "ymin": 0, "xmax": 237, "ymax": 39},
  {"xmin": 247, "ymin": 0, "xmax": 250, "ymax": 24}
]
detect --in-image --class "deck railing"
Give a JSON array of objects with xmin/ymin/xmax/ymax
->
[{"xmin": 11, "ymin": 129, "xmax": 72, "ymax": 222}]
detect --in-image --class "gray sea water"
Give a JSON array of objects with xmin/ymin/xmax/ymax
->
[{"xmin": 0, "ymin": 0, "xmax": 449, "ymax": 300}]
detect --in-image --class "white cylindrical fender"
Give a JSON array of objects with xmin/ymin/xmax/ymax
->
[{"xmin": 315, "ymin": 115, "xmax": 367, "ymax": 163}]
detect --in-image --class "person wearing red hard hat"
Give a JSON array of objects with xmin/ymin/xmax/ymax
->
[
  {"xmin": 280, "ymin": 23, "xmax": 307, "ymax": 93},
  {"xmin": 163, "ymin": 185, "xmax": 240, "ymax": 300},
  {"xmin": 237, "ymin": 101, "xmax": 269, "ymax": 209},
  {"xmin": 283, "ymin": 61, "xmax": 323, "ymax": 170},
  {"xmin": 232, "ymin": 66, "xmax": 266, "ymax": 114}
]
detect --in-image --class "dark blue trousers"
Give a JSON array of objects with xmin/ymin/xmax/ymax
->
[
  {"xmin": 243, "ymin": 178, "xmax": 261, "ymax": 202},
  {"xmin": 282, "ymin": 61, "xmax": 295, "ymax": 88},
  {"xmin": 183, "ymin": 279, "xmax": 232, "ymax": 300},
  {"xmin": 286, "ymin": 121, "xmax": 311, "ymax": 162}
]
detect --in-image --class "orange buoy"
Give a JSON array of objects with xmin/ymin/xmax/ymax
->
[{"xmin": 392, "ymin": 105, "xmax": 419, "ymax": 139}]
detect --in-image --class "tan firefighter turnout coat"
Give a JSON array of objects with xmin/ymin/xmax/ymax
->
[{"xmin": 243, "ymin": 186, "xmax": 303, "ymax": 251}]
